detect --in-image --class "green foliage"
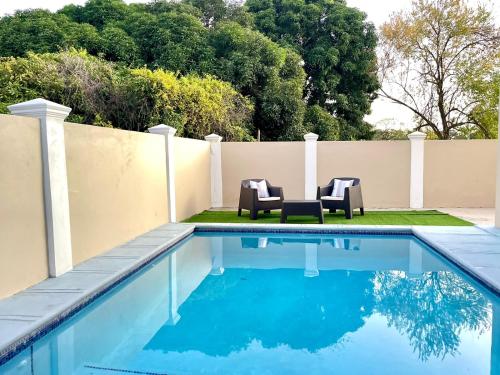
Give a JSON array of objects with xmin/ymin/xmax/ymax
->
[
  {"xmin": 209, "ymin": 22, "xmax": 306, "ymax": 140},
  {"xmin": 60, "ymin": 0, "xmax": 129, "ymax": 29},
  {"xmin": 0, "ymin": 50, "xmax": 254, "ymax": 140},
  {"xmin": 184, "ymin": 0, "xmax": 227, "ymax": 26},
  {"xmin": 459, "ymin": 66, "xmax": 499, "ymax": 139},
  {"xmin": 0, "ymin": 0, "xmax": 380, "ymax": 140},
  {"xmin": 0, "ymin": 10, "xmax": 101, "ymax": 56},
  {"xmin": 100, "ymin": 26, "xmax": 140, "ymax": 64},
  {"xmin": 303, "ymin": 105, "xmax": 339, "ymax": 140},
  {"xmin": 372, "ymin": 128, "xmax": 410, "ymax": 141},
  {"xmin": 246, "ymin": 0, "xmax": 380, "ymax": 139},
  {"xmin": 0, "ymin": 50, "xmax": 115, "ymax": 125},
  {"xmin": 121, "ymin": 10, "xmax": 214, "ymax": 74}
]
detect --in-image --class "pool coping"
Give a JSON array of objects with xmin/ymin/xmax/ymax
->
[{"xmin": 0, "ymin": 222, "xmax": 499, "ymax": 366}]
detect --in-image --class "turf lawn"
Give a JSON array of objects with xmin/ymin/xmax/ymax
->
[{"xmin": 184, "ymin": 210, "xmax": 473, "ymax": 226}]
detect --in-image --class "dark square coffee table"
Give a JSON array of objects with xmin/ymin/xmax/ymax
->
[{"xmin": 280, "ymin": 200, "xmax": 324, "ymax": 224}]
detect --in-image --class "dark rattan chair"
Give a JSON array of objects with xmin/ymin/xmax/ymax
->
[
  {"xmin": 317, "ymin": 177, "xmax": 364, "ymax": 219},
  {"xmin": 238, "ymin": 179, "xmax": 284, "ymax": 220}
]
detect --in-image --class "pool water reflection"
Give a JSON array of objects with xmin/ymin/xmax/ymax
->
[{"xmin": 1, "ymin": 232, "xmax": 498, "ymax": 375}]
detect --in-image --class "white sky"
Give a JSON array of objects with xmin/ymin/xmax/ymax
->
[{"xmin": 0, "ymin": 0, "xmax": 498, "ymax": 129}]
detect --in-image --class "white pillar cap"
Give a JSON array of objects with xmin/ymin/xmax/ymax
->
[
  {"xmin": 8, "ymin": 98, "xmax": 71, "ymax": 120},
  {"xmin": 408, "ymin": 131, "xmax": 427, "ymax": 140},
  {"xmin": 304, "ymin": 132, "xmax": 319, "ymax": 141},
  {"xmin": 149, "ymin": 124, "xmax": 177, "ymax": 136},
  {"xmin": 205, "ymin": 133, "xmax": 223, "ymax": 142}
]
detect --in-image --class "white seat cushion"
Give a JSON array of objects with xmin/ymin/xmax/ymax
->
[
  {"xmin": 321, "ymin": 196, "xmax": 344, "ymax": 201},
  {"xmin": 331, "ymin": 179, "xmax": 354, "ymax": 198},
  {"xmin": 250, "ymin": 180, "xmax": 270, "ymax": 198},
  {"xmin": 258, "ymin": 196, "xmax": 281, "ymax": 201}
]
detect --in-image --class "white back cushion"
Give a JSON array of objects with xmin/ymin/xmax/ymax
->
[
  {"xmin": 250, "ymin": 180, "xmax": 270, "ymax": 198},
  {"xmin": 331, "ymin": 179, "xmax": 354, "ymax": 198}
]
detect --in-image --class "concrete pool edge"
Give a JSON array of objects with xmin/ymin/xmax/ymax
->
[{"xmin": 0, "ymin": 223, "xmax": 499, "ymax": 366}]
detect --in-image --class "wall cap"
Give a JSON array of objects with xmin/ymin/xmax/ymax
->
[
  {"xmin": 408, "ymin": 131, "xmax": 427, "ymax": 141},
  {"xmin": 8, "ymin": 98, "xmax": 71, "ymax": 120},
  {"xmin": 205, "ymin": 133, "xmax": 223, "ymax": 142},
  {"xmin": 304, "ymin": 132, "xmax": 319, "ymax": 141},
  {"xmin": 149, "ymin": 124, "xmax": 177, "ymax": 136}
]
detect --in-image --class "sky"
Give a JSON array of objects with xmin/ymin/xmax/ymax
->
[{"xmin": 0, "ymin": 0, "xmax": 498, "ymax": 129}]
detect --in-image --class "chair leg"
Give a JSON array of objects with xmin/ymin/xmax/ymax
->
[
  {"xmin": 250, "ymin": 209, "xmax": 258, "ymax": 220},
  {"xmin": 264, "ymin": 210, "xmax": 271, "ymax": 214},
  {"xmin": 360, "ymin": 207, "xmax": 365, "ymax": 216},
  {"xmin": 329, "ymin": 209, "xmax": 336, "ymax": 214},
  {"xmin": 345, "ymin": 209, "xmax": 353, "ymax": 220},
  {"xmin": 238, "ymin": 208, "xmax": 242, "ymax": 216}
]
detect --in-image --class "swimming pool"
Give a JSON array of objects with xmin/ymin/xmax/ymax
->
[{"xmin": 0, "ymin": 231, "xmax": 498, "ymax": 374}]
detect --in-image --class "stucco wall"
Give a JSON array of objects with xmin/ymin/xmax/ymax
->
[
  {"xmin": 65, "ymin": 123, "xmax": 168, "ymax": 265},
  {"xmin": 0, "ymin": 114, "xmax": 48, "ymax": 298},
  {"xmin": 424, "ymin": 140, "xmax": 497, "ymax": 207},
  {"xmin": 222, "ymin": 142, "xmax": 305, "ymax": 207},
  {"xmin": 174, "ymin": 137, "xmax": 211, "ymax": 221},
  {"xmin": 318, "ymin": 141, "xmax": 411, "ymax": 208}
]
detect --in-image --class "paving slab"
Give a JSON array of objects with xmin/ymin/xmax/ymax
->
[{"xmin": 413, "ymin": 226, "xmax": 500, "ymax": 294}]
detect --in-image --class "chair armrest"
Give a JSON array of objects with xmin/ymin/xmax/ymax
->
[
  {"xmin": 240, "ymin": 186, "xmax": 258, "ymax": 205},
  {"xmin": 345, "ymin": 185, "xmax": 363, "ymax": 208},
  {"xmin": 317, "ymin": 185, "xmax": 333, "ymax": 198},
  {"xmin": 268, "ymin": 186, "xmax": 284, "ymax": 199}
]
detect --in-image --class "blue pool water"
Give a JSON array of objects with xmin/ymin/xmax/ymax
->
[{"xmin": 0, "ymin": 232, "xmax": 498, "ymax": 375}]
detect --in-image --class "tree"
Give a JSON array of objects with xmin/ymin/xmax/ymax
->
[
  {"xmin": 0, "ymin": 10, "xmax": 102, "ymax": 57},
  {"xmin": 246, "ymin": 0, "xmax": 379, "ymax": 140},
  {"xmin": 303, "ymin": 105, "xmax": 339, "ymax": 140},
  {"xmin": 60, "ymin": 0, "xmax": 129, "ymax": 29},
  {"xmin": 459, "ymin": 65, "xmax": 500, "ymax": 139},
  {"xmin": 379, "ymin": 0, "xmax": 500, "ymax": 139},
  {"xmin": 120, "ymin": 10, "xmax": 214, "ymax": 74},
  {"xmin": 183, "ymin": 0, "xmax": 227, "ymax": 27},
  {"xmin": 100, "ymin": 26, "xmax": 140, "ymax": 64},
  {"xmin": 209, "ymin": 21, "xmax": 306, "ymax": 140}
]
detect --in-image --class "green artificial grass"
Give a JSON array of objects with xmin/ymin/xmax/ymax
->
[{"xmin": 184, "ymin": 210, "xmax": 473, "ymax": 226}]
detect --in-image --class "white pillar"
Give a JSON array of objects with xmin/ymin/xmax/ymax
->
[
  {"xmin": 304, "ymin": 242, "xmax": 319, "ymax": 277},
  {"xmin": 8, "ymin": 98, "xmax": 73, "ymax": 277},
  {"xmin": 205, "ymin": 133, "xmax": 223, "ymax": 208},
  {"xmin": 408, "ymin": 131, "xmax": 426, "ymax": 209},
  {"xmin": 495, "ymin": 96, "xmax": 500, "ymax": 228},
  {"xmin": 149, "ymin": 124, "xmax": 177, "ymax": 222},
  {"xmin": 304, "ymin": 133, "xmax": 319, "ymax": 200}
]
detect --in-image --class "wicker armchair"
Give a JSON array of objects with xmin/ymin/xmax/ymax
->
[
  {"xmin": 238, "ymin": 179, "xmax": 284, "ymax": 220},
  {"xmin": 317, "ymin": 177, "xmax": 364, "ymax": 219}
]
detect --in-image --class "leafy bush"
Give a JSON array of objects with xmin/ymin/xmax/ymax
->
[{"xmin": 0, "ymin": 50, "xmax": 254, "ymax": 140}]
